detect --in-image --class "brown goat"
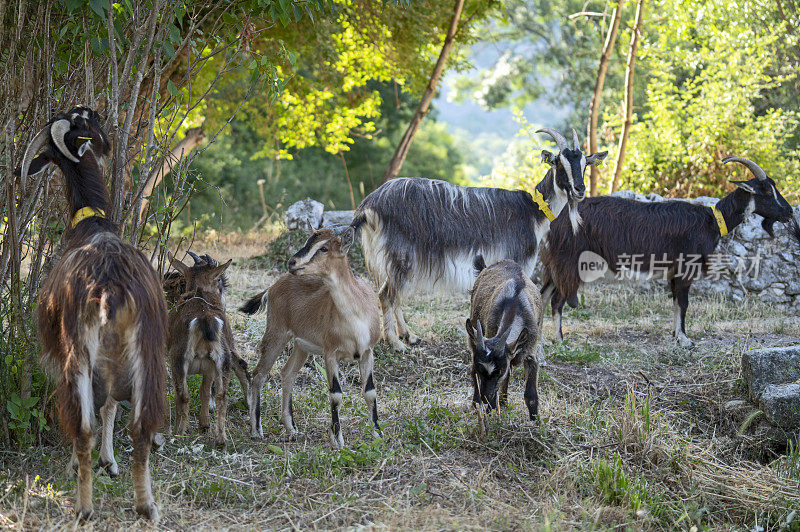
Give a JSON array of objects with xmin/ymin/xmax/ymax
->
[
  {"xmin": 240, "ymin": 227, "xmax": 381, "ymax": 448},
  {"xmin": 466, "ymin": 257, "xmax": 544, "ymax": 424},
  {"xmin": 21, "ymin": 107, "xmax": 165, "ymax": 520},
  {"xmin": 167, "ymin": 252, "xmax": 249, "ymax": 447}
]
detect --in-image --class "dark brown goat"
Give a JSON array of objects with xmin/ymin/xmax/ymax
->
[
  {"xmin": 167, "ymin": 252, "xmax": 249, "ymax": 447},
  {"xmin": 22, "ymin": 107, "xmax": 166, "ymax": 520},
  {"xmin": 466, "ymin": 257, "xmax": 543, "ymax": 426},
  {"xmin": 541, "ymin": 157, "xmax": 794, "ymax": 347}
]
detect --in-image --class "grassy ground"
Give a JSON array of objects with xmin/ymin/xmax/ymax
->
[{"xmin": 2, "ymin": 231, "xmax": 800, "ymax": 530}]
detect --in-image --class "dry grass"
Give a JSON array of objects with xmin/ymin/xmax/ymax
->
[{"xmin": 1, "ymin": 233, "xmax": 799, "ymax": 530}]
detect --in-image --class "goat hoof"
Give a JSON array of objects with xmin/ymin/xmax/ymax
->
[
  {"xmin": 136, "ymin": 502, "xmax": 159, "ymax": 521},
  {"xmin": 76, "ymin": 508, "xmax": 94, "ymax": 523},
  {"xmin": 388, "ymin": 340, "xmax": 408, "ymax": 353},
  {"xmin": 97, "ymin": 457, "xmax": 119, "ymax": 478},
  {"xmin": 280, "ymin": 432, "xmax": 298, "ymax": 442},
  {"xmin": 198, "ymin": 424, "xmax": 210, "ymax": 434},
  {"xmin": 214, "ymin": 438, "xmax": 226, "ymax": 449},
  {"xmin": 404, "ymin": 333, "xmax": 421, "ymax": 345}
]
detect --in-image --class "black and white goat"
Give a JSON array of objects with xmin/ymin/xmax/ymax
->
[
  {"xmin": 352, "ymin": 128, "xmax": 607, "ymax": 351},
  {"xmin": 466, "ymin": 257, "xmax": 543, "ymax": 424},
  {"xmin": 22, "ymin": 107, "xmax": 166, "ymax": 520},
  {"xmin": 541, "ymin": 156, "xmax": 794, "ymax": 347}
]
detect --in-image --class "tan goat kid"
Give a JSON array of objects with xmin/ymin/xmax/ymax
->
[
  {"xmin": 168, "ymin": 253, "xmax": 248, "ymax": 448},
  {"xmin": 240, "ymin": 227, "xmax": 381, "ymax": 448}
]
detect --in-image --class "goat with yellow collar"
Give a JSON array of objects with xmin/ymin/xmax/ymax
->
[{"xmin": 541, "ymin": 156, "xmax": 794, "ymax": 348}]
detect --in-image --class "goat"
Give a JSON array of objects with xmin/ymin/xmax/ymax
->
[
  {"xmin": 163, "ymin": 251, "xmax": 250, "ymax": 413},
  {"xmin": 466, "ymin": 257, "xmax": 543, "ymax": 425},
  {"xmin": 240, "ymin": 227, "xmax": 381, "ymax": 448},
  {"xmin": 21, "ymin": 107, "xmax": 165, "ymax": 520},
  {"xmin": 167, "ymin": 252, "xmax": 250, "ymax": 448},
  {"xmin": 541, "ymin": 156, "xmax": 794, "ymax": 347},
  {"xmin": 352, "ymin": 128, "xmax": 607, "ymax": 351}
]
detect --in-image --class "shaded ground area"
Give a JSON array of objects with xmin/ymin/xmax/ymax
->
[{"xmin": 2, "ymin": 232, "xmax": 799, "ymax": 530}]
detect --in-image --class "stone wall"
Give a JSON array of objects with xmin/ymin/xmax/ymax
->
[
  {"xmin": 609, "ymin": 191, "xmax": 800, "ymax": 312},
  {"xmin": 285, "ymin": 194, "xmax": 800, "ymax": 310}
]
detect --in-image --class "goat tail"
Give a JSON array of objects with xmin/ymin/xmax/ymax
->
[
  {"xmin": 192, "ymin": 316, "xmax": 221, "ymax": 342},
  {"xmin": 239, "ymin": 289, "xmax": 268, "ymax": 315},
  {"xmin": 131, "ymin": 293, "xmax": 167, "ymax": 437}
]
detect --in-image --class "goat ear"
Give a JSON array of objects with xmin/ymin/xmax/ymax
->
[
  {"xmin": 541, "ymin": 150, "xmax": 557, "ymax": 166},
  {"xmin": 465, "ymin": 318, "xmax": 475, "ymax": 341},
  {"xmin": 730, "ymin": 179, "xmax": 757, "ymax": 194},
  {"xmin": 77, "ymin": 140, "xmax": 92, "ymax": 157},
  {"xmin": 167, "ymin": 251, "xmax": 190, "ymax": 276},
  {"xmin": 338, "ymin": 226, "xmax": 355, "ymax": 255},
  {"xmin": 14, "ymin": 153, "xmax": 52, "ymax": 179},
  {"xmin": 586, "ymin": 151, "xmax": 608, "ymax": 166},
  {"xmin": 210, "ymin": 259, "xmax": 232, "ymax": 279},
  {"xmin": 511, "ymin": 328, "xmax": 529, "ymax": 350}
]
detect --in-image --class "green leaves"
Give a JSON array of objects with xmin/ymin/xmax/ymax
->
[{"xmin": 88, "ymin": 0, "xmax": 108, "ymax": 18}]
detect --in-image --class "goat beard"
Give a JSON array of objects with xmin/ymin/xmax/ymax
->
[
  {"xmin": 568, "ymin": 202, "xmax": 583, "ymax": 235},
  {"xmin": 762, "ymin": 218, "xmax": 776, "ymax": 238}
]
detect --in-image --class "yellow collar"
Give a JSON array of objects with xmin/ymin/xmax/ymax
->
[
  {"xmin": 711, "ymin": 205, "xmax": 728, "ymax": 237},
  {"xmin": 532, "ymin": 189, "xmax": 555, "ymax": 222},
  {"xmin": 71, "ymin": 207, "xmax": 106, "ymax": 228}
]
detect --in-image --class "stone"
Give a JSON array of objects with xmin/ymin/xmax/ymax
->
[
  {"xmin": 742, "ymin": 345, "xmax": 800, "ymax": 402},
  {"xmin": 285, "ymin": 199, "xmax": 324, "ymax": 232},
  {"xmin": 321, "ymin": 210, "xmax": 355, "ymax": 228},
  {"xmin": 758, "ymin": 383, "xmax": 800, "ymax": 428}
]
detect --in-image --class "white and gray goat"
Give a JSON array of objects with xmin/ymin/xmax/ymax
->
[
  {"xmin": 352, "ymin": 128, "xmax": 607, "ymax": 351},
  {"xmin": 467, "ymin": 257, "xmax": 544, "ymax": 423},
  {"xmin": 541, "ymin": 156, "xmax": 795, "ymax": 347},
  {"xmin": 240, "ymin": 227, "xmax": 381, "ymax": 448}
]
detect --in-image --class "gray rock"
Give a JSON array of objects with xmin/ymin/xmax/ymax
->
[
  {"xmin": 321, "ymin": 210, "xmax": 355, "ymax": 228},
  {"xmin": 758, "ymin": 383, "xmax": 800, "ymax": 428},
  {"xmin": 742, "ymin": 345, "xmax": 800, "ymax": 402},
  {"xmin": 285, "ymin": 199, "xmax": 324, "ymax": 232}
]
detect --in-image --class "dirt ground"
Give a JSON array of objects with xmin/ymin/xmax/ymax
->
[{"xmin": 1, "ymin": 231, "xmax": 799, "ymax": 530}]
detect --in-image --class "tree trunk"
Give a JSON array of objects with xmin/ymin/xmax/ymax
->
[
  {"xmin": 138, "ymin": 126, "xmax": 206, "ymax": 220},
  {"xmin": 611, "ymin": 0, "xmax": 644, "ymax": 193},
  {"xmin": 381, "ymin": 0, "xmax": 465, "ymax": 184},
  {"xmin": 588, "ymin": 1, "xmax": 623, "ymax": 196}
]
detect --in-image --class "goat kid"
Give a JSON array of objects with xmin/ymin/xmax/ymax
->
[
  {"xmin": 467, "ymin": 257, "xmax": 543, "ymax": 426},
  {"xmin": 167, "ymin": 253, "xmax": 249, "ymax": 448},
  {"xmin": 22, "ymin": 107, "xmax": 165, "ymax": 520},
  {"xmin": 352, "ymin": 128, "xmax": 607, "ymax": 352},
  {"xmin": 163, "ymin": 251, "xmax": 250, "ymax": 413},
  {"xmin": 240, "ymin": 227, "xmax": 381, "ymax": 448},
  {"xmin": 541, "ymin": 156, "xmax": 794, "ymax": 347}
]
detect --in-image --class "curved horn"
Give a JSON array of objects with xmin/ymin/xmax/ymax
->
[
  {"xmin": 50, "ymin": 119, "xmax": 79, "ymax": 163},
  {"xmin": 186, "ymin": 250, "xmax": 204, "ymax": 265},
  {"xmin": 572, "ymin": 128, "xmax": 581, "ymax": 151},
  {"xmin": 475, "ymin": 319, "xmax": 486, "ymax": 351},
  {"xmin": 722, "ymin": 156, "xmax": 767, "ymax": 180},
  {"xmin": 536, "ymin": 128, "xmax": 568, "ymax": 153},
  {"xmin": 19, "ymin": 126, "xmax": 51, "ymax": 189}
]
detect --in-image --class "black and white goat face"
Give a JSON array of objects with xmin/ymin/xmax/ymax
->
[
  {"xmin": 465, "ymin": 318, "xmax": 527, "ymax": 410},
  {"xmin": 18, "ymin": 106, "xmax": 111, "ymax": 186},
  {"xmin": 724, "ymin": 156, "xmax": 793, "ymax": 237},
  {"xmin": 539, "ymin": 128, "xmax": 608, "ymax": 204}
]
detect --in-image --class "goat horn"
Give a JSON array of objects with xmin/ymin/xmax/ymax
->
[
  {"xmin": 536, "ymin": 128, "xmax": 568, "ymax": 153},
  {"xmin": 475, "ymin": 319, "xmax": 486, "ymax": 351},
  {"xmin": 722, "ymin": 156, "xmax": 767, "ymax": 180},
  {"xmin": 19, "ymin": 126, "xmax": 50, "ymax": 189},
  {"xmin": 50, "ymin": 119, "xmax": 79, "ymax": 163},
  {"xmin": 572, "ymin": 128, "xmax": 581, "ymax": 150},
  {"xmin": 186, "ymin": 250, "xmax": 203, "ymax": 265}
]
